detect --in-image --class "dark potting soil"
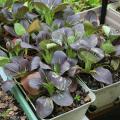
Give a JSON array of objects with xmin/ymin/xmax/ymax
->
[
  {"xmin": 80, "ymin": 69, "xmax": 120, "ymax": 90},
  {"xmin": 116, "ymin": 7, "xmax": 120, "ymax": 12},
  {"xmin": 0, "ymin": 82, "xmax": 27, "ymax": 120}
]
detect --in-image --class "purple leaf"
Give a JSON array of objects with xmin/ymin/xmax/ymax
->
[
  {"xmin": 91, "ymin": 67, "xmax": 113, "ymax": 85},
  {"xmin": 36, "ymin": 31, "xmax": 51, "ymax": 43},
  {"xmin": 12, "ymin": 2, "xmax": 23, "ymax": 14},
  {"xmin": 21, "ymin": 33, "xmax": 30, "ymax": 43},
  {"xmin": 48, "ymin": 72, "xmax": 72, "ymax": 90},
  {"xmin": 52, "ymin": 28, "xmax": 64, "ymax": 45},
  {"xmin": 60, "ymin": 60, "xmax": 70, "ymax": 75},
  {"xmin": 52, "ymin": 91, "xmax": 73, "ymax": 106},
  {"xmin": 2, "ymin": 80, "xmax": 15, "ymax": 92},
  {"xmin": 85, "ymin": 11, "xmax": 99, "ymax": 26},
  {"xmin": 68, "ymin": 65, "xmax": 81, "ymax": 77},
  {"xmin": 28, "ymin": 78, "xmax": 43, "ymax": 90},
  {"xmin": 66, "ymin": 13, "xmax": 81, "ymax": 25},
  {"xmin": 4, "ymin": 63, "xmax": 20, "ymax": 77},
  {"xmin": 31, "ymin": 56, "xmax": 40, "ymax": 71},
  {"xmin": 51, "ymin": 51, "xmax": 67, "ymax": 65},
  {"xmin": 63, "ymin": 6, "xmax": 74, "ymax": 19},
  {"xmin": 52, "ymin": 19, "xmax": 64, "ymax": 28},
  {"xmin": 20, "ymin": 19, "xmax": 30, "ymax": 30},
  {"xmin": 70, "ymin": 39, "xmax": 90, "ymax": 50},
  {"xmin": 20, "ymin": 42, "xmax": 39, "ymax": 51},
  {"xmin": 72, "ymin": 23, "xmax": 84, "ymax": 39},
  {"xmin": 11, "ymin": 57, "xmax": 29, "ymax": 71},
  {"xmin": 36, "ymin": 97, "xmax": 54, "ymax": 119},
  {"xmin": 25, "ymin": 12, "xmax": 38, "ymax": 21},
  {"xmin": 69, "ymin": 80, "xmax": 78, "ymax": 93},
  {"xmin": 85, "ymin": 34, "xmax": 98, "ymax": 47},
  {"xmin": 0, "ymin": 50, "xmax": 7, "ymax": 57},
  {"xmin": 39, "ymin": 61, "xmax": 51, "ymax": 70},
  {"xmin": 3, "ymin": 25, "xmax": 18, "ymax": 37}
]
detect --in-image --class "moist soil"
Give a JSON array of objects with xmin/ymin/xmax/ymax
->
[
  {"xmin": 80, "ymin": 69, "xmax": 120, "ymax": 90},
  {"xmin": 116, "ymin": 7, "xmax": 120, "ymax": 12},
  {"xmin": 0, "ymin": 82, "xmax": 27, "ymax": 120}
]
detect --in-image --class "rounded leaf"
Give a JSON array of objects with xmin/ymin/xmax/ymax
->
[{"xmin": 36, "ymin": 97, "xmax": 54, "ymax": 119}]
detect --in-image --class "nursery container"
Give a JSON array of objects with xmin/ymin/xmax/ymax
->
[
  {"xmin": 79, "ymin": 7, "xmax": 120, "ymax": 111},
  {"xmin": 0, "ymin": 67, "xmax": 95, "ymax": 120},
  {"xmin": 19, "ymin": 80, "xmax": 95, "ymax": 120},
  {"xmin": 108, "ymin": 2, "xmax": 120, "ymax": 16}
]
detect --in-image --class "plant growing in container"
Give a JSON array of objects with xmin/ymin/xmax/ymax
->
[{"xmin": 0, "ymin": 0, "xmax": 95, "ymax": 120}]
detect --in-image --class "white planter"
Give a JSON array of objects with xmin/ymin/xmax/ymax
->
[
  {"xmin": 108, "ymin": 2, "xmax": 120, "ymax": 16},
  {"xmin": 79, "ymin": 7, "xmax": 120, "ymax": 111},
  {"xmin": 21, "ymin": 81, "xmax": 95, "ymax": 120}
]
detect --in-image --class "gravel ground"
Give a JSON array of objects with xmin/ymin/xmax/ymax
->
[{"xmin": 0, "ymin": 82, "xmax": 27, "ymax": 120}]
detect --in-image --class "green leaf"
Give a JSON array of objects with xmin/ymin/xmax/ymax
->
[
  {"xmin": 111, "ymin": 59, "xmax": 120, "ymax": 70},
  {"xmin": 102, "ymin": 25, "xmax": 111, "ymax": 37},
  {"xmin": 101, "ymin": 42, "xmax": 115, "ymax": 54},
  {"xmin": 84, "ymin": 21, "xmax": 96, "ymax": 37},
  {"xmin": 14, "ymin": 23, "xmax": 26, "ymax": 36},
  {"xmin": 0, "ymin": 57, "xmax": 9, "ymax": 66}
]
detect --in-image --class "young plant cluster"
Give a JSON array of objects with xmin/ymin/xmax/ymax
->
[{"xmin": 0, "ymin": 0, "xmax": 120, "ymax": 119}]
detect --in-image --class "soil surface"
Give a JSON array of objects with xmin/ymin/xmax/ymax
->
[
  {"xmin": 0, "ymin": 82, "xmax": 27, "ymax": 120},
  {"xmin": 80, "ymin": 69, "xmax": 120, "ymax": 90}
]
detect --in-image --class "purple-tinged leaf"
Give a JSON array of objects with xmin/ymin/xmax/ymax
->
[
  {"xmin": 39, "ymin": 61, "xmax": 51, "ymax": 70},
  {"xmin": 63, "ymin": 6, "xmax": 74, "ymax": 19},
  {"xmin": 48, "ymin": 72, "xmax": 71, "ymax": 90},
  {"xmin": 11, "ymin": 57, "xmax": 29, "ymax": 71},
  {"xmin": 60, "ymin": 60, "xmax": 70, "ymax": 75},
  {"xmin": 0, "ymin": 50, "xmax": 7, "ymax": 57},
  {"xmin": 20, "ymin": 19, "xmax": 30, "ymax": 30},
  {"xmin": 14, "ymin": 6, "xmax": 29, "ymax": 19},
  {"xmin": 51, "ymin": 51, "xmax": 67, "ymax": 64},
  {"xmin": 72, "ymin": 23, "xmax": 84, "ymax": 39},
  {"xmin": 91, "ymin": 67, "xmax": 113, "ymax": 85},
  {"xmin": 20, "ymin": 42, "xmax": 39, "ymax": 51},
  {"xmin": 21, "ymin": 72, "xmax": 42, "ymax": 95},
  {"xmin": 85, "ymin": 11, "xmax": 99, "ymax": 26},
  {"xmin": 68, "ymin": 65, "xmax": 81, "ymax": 77},
  {"xmin": 85, "ymin": 34, "xmax": 98, "ymax": 47},
  {"xmin": 36, "ymin": 97, "xmax": 54, "ymax": 119},
  {"xmin": 69, "ymin": 80, "xmax": 78, "ymax": 93},
  {"xmin": 41, "ymin": 23, "xmax": 51, "ymax": 32},
  {"xmin": 12, "ymin": 2, "xmax": 23, "ymax": 14},
  {"xmin": 52, "ymin": 91, "xmax": 73, "ymax": 106},
  {"xmin": 21, "ymin": 33, "xmax": 30, "ymax": 43},
  {"xmin": 67, "ymin": 58, "xmax": 78, "ymax": 66},
  {"xmin": 52, "ymin": 19, "xmax": 64, "ymax": 28},
  {"xmin": 70, "ymin": 39, "xmax": 90, "ymax": 51},
  {"xmin": 25, "ymin": 12, "xmax": 38, "ymax": 21},
  {"xmin": 3, "ymin": 25, "xmax": 18, "ymax": 37},
  {"xmin": 4, "ymin": 63, "xmax": 20, "ymax": 77},
  {"xmin": 36, "ymin": 31, "xmax": 51, "ymax": 43},
  {"xmin": 2, "ymin": 80, "xmax": 15, "ymax": 92},
  {"xmin": 115, "ymin": 45, "xmax": 120, "ymax": 56},
  {"xmin": 64, "ymin": 27, "xmax": 74, "ymax": 38},
  {"xmin": 28, "ymin": 78, "xmax": 43, "ymax": 90},
  {"xmin": 52, "ymin": 29, "xmax": 64, "ymax": 45},
  {"xmin": 31, "ymin": 56, "xmax": 40, "ymax": 71},
  {"xmin": 66, "ymin": 13, "xmax": 81, "ymax": 25},
  {"xmin": 90, "ymin": 48, "xmax": 104, "ymax": 61}
]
